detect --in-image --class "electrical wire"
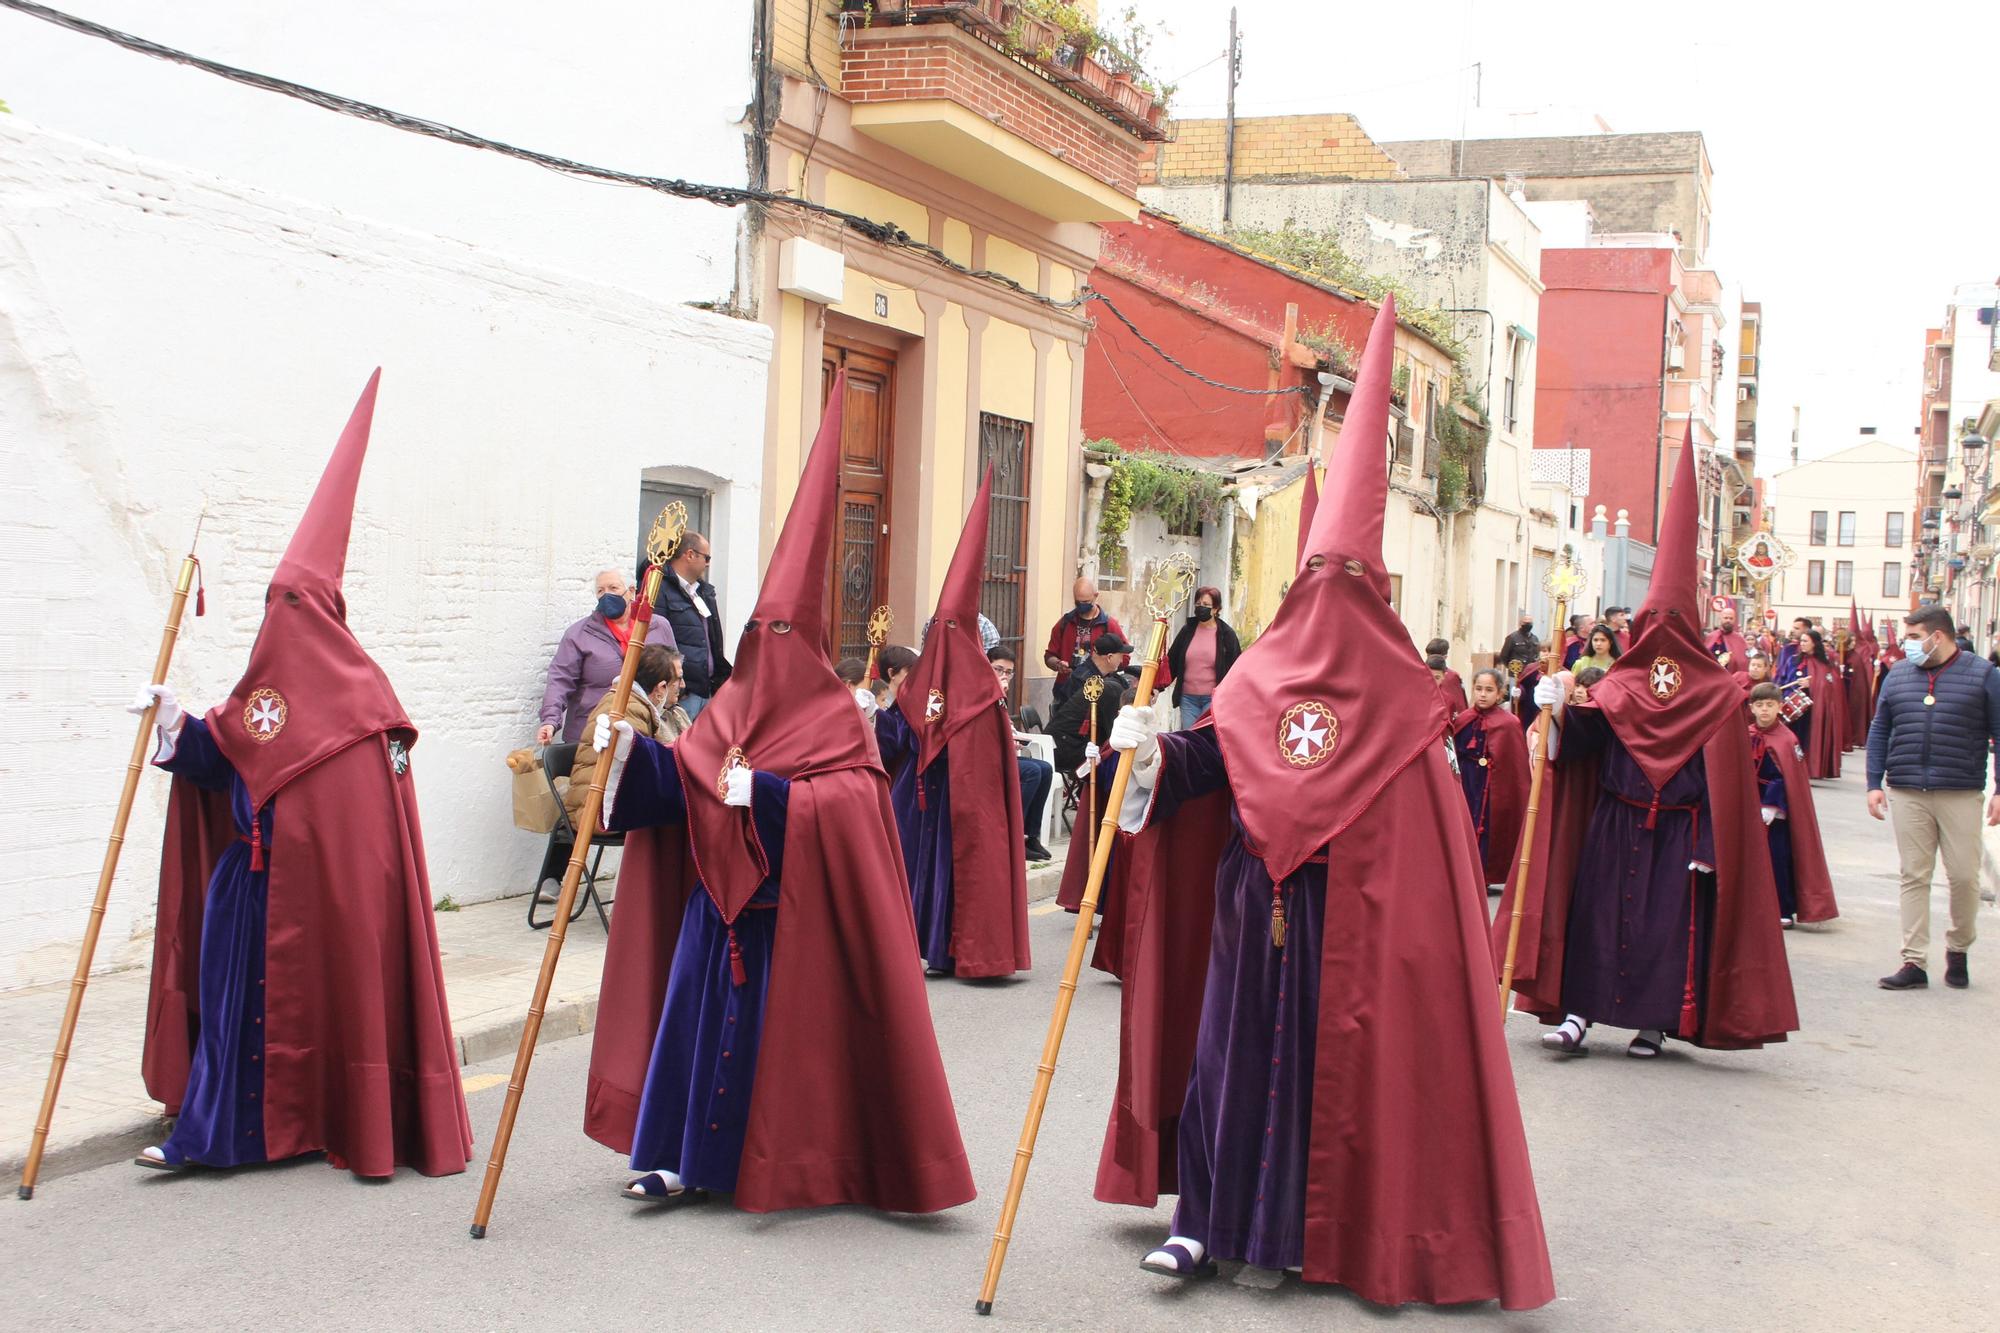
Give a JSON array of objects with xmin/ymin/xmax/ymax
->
[{"xmin": 0, "ymin": 0, "xmax": 1309, "ymax": 404}]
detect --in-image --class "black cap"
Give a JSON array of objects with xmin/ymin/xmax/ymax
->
[{"xmin": 1092, "ymin": 630, "xmax": 1134, "ymax": 656}]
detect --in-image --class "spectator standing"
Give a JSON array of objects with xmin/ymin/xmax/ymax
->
[
  {"xmin": 1866, "ymin": 607, "xmax": 2000, "ymax": 991},
  {"xmin": 1574, "ymin": 624, "xmax": 1622, "ymax": 673},
  {"xmin": 1603, "ymin": 606, "xmax": 1634, "ymax": 652},
  {"xmin": 1164, "ymin": 586, "xmax": 1242, "ymax": 728},
  {"xmin": 1499, "ymin": 614, "xmax": 1539, "ymax": 674},
  {"xmin": 654, "ymin": 530, "xmax": 731, "ymax": 720},
  {"xmin": 1044, "ymin": 576, "xmax": 1124, "ymax": 703},
  {"xmin": 538, "ymin": 568, "xmax": 637, "ymax": 744}
]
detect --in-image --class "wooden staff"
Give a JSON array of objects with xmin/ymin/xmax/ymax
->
[
  {"xmin": 470, "ymin": 502, "xmax": 686, "ymax": 1239},
  {"xmin": 1497, "ymin": 582, "xmax": 1576, "ymax": 1017},
  {"xmin": 863, "ymin": 604, "xmax": 892, "ymax": 684},
  {"xmin": 20, "ymin": 515, "xmax": 205, "ymax": 1200},
  {"xmin": 1080, "ymin": 675, "xmax": 1104, "ymax": 864},
  {"xmin": 975, "ymin": 555, "xmax": 1194, "ymax": 1316}
]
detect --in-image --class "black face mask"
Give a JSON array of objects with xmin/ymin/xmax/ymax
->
[
  {"xmin": 1075, "ymin": 600, "xmax": 1095, "ymax": 618},
  {"xmin": 1194, "ymin": 605, "xmax": 1214, "ymax": 622},
  {"xmin": 597, "ymin": 593, "xmax": 628, "ymax": 620}
]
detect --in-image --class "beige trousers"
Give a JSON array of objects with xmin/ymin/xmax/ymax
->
[{"xmin": 1889, "ymin": 787, "xmax": 1983, "ymax": 966}]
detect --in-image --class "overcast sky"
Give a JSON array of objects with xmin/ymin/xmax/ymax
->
[{"xmin": 1135, "ymin": 0, "xmax": 1998, "ymax": 468}]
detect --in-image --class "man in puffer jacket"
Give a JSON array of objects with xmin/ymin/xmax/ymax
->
[{"xmin": 1866, "ymin": 606, "xmax": 2000, "ymax": 990}]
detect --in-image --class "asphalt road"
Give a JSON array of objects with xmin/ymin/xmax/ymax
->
[{"xmin": 2, "ymin": 766, "xmax": 1995, "ymax": 1331}]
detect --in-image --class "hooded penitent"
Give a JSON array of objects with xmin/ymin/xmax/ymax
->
[
  {"xmin": 1842, "ymin": 596, "xmax": 1873, "ymax": 747},
  {"xmin": 1095, "ymin": 298, "xmax": 1554, "ymax": 1309},
  {"xmin": 881, "ymin": 468, "xmax": 1031, "ymax": 977},
  {"xmin": 145, "ymin": 371, "xmax": 471, "ymax": 1177},
  {"xmin": 1492, "ymin": 428, "xmax": 1799, "ymax": 1048},
  {"xmin": 583, "ymin": 374, "xmax": 974, "ymax": 1213}
]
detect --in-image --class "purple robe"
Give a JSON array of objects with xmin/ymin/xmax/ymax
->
[
  {"xmin": 1755, "ymin": 744, "xmax": 1795, "ymax": 919},
  {"xmin": 606, "ymin": 741, "xmax": 790, "ymax": 1192},
  {"xmin": 1453, "ymin": 721, "xmax": 1496, "ymax": 871},
  {"xmin": 1558, "ymin": 708, "xmax": 1715, "ymax": 1032},
  {"xmin": 1142, "ymin": 728, "xmax": 1324, "ymax": 1270},
  {"xmin": 876, "ymin": 707, "xmax": 957, "ymax": 972},
  {"xmin": 153, "ymin": 717, "xmax": 272, "ymax": 1167}
]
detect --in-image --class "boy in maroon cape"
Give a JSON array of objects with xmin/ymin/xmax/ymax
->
[
  {"xmin": 1495, "ymin": 430, "xmax": 1798, "ymax": 1060},
  {"xmin": 582, "ymin": 376, "xmax": 974, "ymax": 1214},
  {"xmin": 1094, "ymin": 299, "xmax": 1553, "ymax": 1308},
  {"xmin": 1747, "ymin": 683, "xmax": 1840, "ymax": 928},
  {"xmin": 1453, "ymin": 667, "xmax": 1531, "ymax": 893},
  {"xmin": 132, "ymin": 371, "xmax": 471, "ymax": 1177},
  {"xmin": 874, "ymin": 470, "xmax": 1031, "ymax": 978}
]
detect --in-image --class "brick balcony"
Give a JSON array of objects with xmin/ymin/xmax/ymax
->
[{"xmin": 839, "ymin": 18, "xmax": 1148, "ymax": 223}]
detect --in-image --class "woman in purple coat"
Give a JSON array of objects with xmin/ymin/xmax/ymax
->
[{"xmin": 536, "ymin": 569, "xmax": 638, "ymax": 743}]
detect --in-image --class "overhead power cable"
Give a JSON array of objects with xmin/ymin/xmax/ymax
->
[{"xmin": 0, "ymin": 1, "xmax": 1309, "ymax": 402}]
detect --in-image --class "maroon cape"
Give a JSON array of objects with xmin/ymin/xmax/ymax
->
[
  {"xmin": 1099, "ymin": 740, "xmax": 1554, "ymax": 1308},
  {"xmin": 894, "ymin": 468, "xmax": 1029, "ymax": 977},
  {"xmin": 1706, "ymin": 629, "xmax": 1749, "ymax": 669},
  {"xmin": 1490, "ymin": 713, "xmax": 1800, "ymax": 1048},
  {"xmin": 584, "ymin": 372, "xmax": 972, "ymax": 1213},
  {"xmin": 1800, "ymin": 655, "xmax": 1845, "ymax": 778},
  {"xmin": 145, "ymin": 735, "xmax": 471, "ymax": 1175},
  {"xmin": 1750, "ymin": 721, "xmax": 1839, "ymax": 923},
  {"xmin": 1438, "ymin": 667, "xmax": 1469, "ymax": 713},
  {"xmin": 1842, "ymin": 647, "xmax": 1872, "ymax": 750},
  {"xmin": 1453, "ymin": 704, "xmax": 1530, "ymax": 884}
]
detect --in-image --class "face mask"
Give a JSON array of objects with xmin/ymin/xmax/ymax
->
[
  {"xmin": 1075, "ymin": 600, "xmax": 1094, "ymax": 616},
  {"xmin": 1194, "ymin": 605, "xmax": 1214, "ymax": 622},
  {"xmin": 597, "ymin": 593, "xmax": 628, "ymax": 620},
  {"xmin": 1902, "ymin": 637, "xmax": 1929, "ymax": 664}
]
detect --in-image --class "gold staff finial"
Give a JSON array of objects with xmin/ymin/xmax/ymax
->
[
  {"xmin": 646, "ymin": 501, "xmax": 689, "ymax": 569},
  {"xmin": 866, "ymin": 605, "xmax": 893, "ymax": 646},
  {"xmin": 1144, "ymin": 553, "xmax": 1199, "ymax": 621}
]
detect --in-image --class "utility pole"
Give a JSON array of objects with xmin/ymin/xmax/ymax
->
[{"xmin": 1223, "ymin": 8, "xmax": 1240, "ymax": 224}]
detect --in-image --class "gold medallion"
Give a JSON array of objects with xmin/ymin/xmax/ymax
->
[{"xmin": 1924, "ymin": 695, "xmax": 1936, "ymax": 706}]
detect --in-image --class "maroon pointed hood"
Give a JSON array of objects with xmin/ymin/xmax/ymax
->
[
  {"xmin": 672, "ymin": 373, "xmax": 883, "ymax": 919},
  {"xmin": 207, "ymin": 370, "xmax": 410, "ymax": 807},
  {"xmin": 1589, "ymin": 426, "xmax": 1742, "ymax": 791},
  {"xmin": 1296, "ymin": 459, "xmax": 1320, "ymax": 570},
  {"xmin": 897, "ymin": 468, "xmax": 1004, "ymax": 775},
  {"xmin": 1209, "ymin": 297, "xmax": 1450, "ymax": 882}
]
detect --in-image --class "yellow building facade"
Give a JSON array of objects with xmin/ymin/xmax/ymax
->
[{"xmin": 756, "ymin": 2, "xmax": 1160, "ymax": 698}]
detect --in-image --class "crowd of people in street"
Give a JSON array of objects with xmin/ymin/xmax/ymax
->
[{"xmin": 85, "ymin": 307, "xmax": 2000, "ymax": 1319}]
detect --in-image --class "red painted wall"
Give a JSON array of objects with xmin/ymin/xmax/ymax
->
[
  {"xmin": 1082, "ymin": 214, "xmax": 1377, "ymax": 458},
  {"xmin": 1534, "ymin": 247, "xmax": 1674, "ymax": 544}
]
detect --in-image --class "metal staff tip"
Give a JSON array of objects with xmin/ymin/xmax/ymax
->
[{"xmin": 646, "ymin": 501, "xmax": 690, "ymax": 568}]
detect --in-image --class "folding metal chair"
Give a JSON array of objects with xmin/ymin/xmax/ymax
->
[{"xmin": 527, "ymin": 743, "xmax": 618, "ymax": 931}]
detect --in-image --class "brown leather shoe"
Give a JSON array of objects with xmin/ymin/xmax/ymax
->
[{"xmin": 1878, "ymin": 962, "xmax": 1929, "ymax": 990}]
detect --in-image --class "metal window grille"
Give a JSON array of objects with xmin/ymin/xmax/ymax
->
[{"xmin": 978, "ymin": 413, "xmax": 1031, "ymax": 704}]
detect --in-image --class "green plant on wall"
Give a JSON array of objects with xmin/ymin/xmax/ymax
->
[
  {"xmin": 1216, "ymin": 222, "xmax": 1466, "ymax": 356},
  {"xmin": 1431, "ymin": 383, "xmax": 1486, "ymax": 512},
  {"xmin": 1090, "ymin": 442, "xmax": 1226, "ymax": 564}
]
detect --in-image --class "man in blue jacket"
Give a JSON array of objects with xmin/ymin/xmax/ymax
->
[{"xmin": 1867, "ymin": 606, "xmax": 2000, "ymax": 990}]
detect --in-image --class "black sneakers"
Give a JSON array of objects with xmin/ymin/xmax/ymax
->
[
  {"xmin": 1024, "ymin": 836, "xmax": 1052, "ymax": 864},
  {"xmin": 1945, "ymin": 951, "xmax": 1970, "ymax": 989},
  {"xmin": 1878, "ymin": 963, "xmax": 1929, "ymax": 990}
]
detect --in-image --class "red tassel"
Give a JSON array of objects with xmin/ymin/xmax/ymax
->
[
  {"xmin": 917, "ymin": 781, "xmax": 927, "ymax": 813},
  {"xmin": 250, "ymin": 820, "xmax": 264, "ymax": 872},
  {"xmin": 1679, "ymin": 834, "xmax": 1701, "ymax": 1039},
  {"xmin": 1645, "ymin": 792, "xmax": 1661, "ymax": 830},
  {"xmin": 727, "ymin": 927, "xmax": 746, "ymax": 987},
  {"xmin": 193, "ymin": 559, "xmax": 206, "ymax": 617},
  {"xmin": 632, "ymin": 589, "xmax": 654, "ymax": 624}
]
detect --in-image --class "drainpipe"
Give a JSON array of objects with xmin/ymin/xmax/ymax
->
[
  {"xmin": 1223, "ymin": 7, "xmax": 1239, "ymax": 224},
  {"xmin": 1654, "ymin": 293, "xmax": 1674, "ymax": 544}
]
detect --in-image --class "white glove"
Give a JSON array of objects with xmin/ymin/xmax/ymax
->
[
  {"xmin": 1533, "ymin": 678, "xmax": 1563, "ymax": 709},
  {"xmin": 1760, "ymin": 806, "xmax": 1779, "ymax": 826},
  {"xmin": 1509, "ymin": 685, "xmax": 1522, "ymax": 701},
  {"xmin": 1085, "ymin": 742, "xmax": 1101, "ymax": 763},
  {"xmin": 853, "ymin": 686, "xmax": 878, "ymax": 723},
  {"xmin": 1108, "ymin": 704, "xmax": 1161, "ymax": 789},
  {"xmin": 592, "ymin": 713, "xmax": 635, "ymax": 760},
  {"xmin": 1690, "ymin": 861, "xmax": 1716, "ymax": 874},
  {"xmin": 128, "ymin": 683, "xmax": 183, "ymax": 733},
  {"xmin": 724, "ymin": 763, "xmax": 754, "ymax": 808}
]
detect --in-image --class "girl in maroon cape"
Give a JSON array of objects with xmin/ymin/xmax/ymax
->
[
  {"xmin": 1797, "ymin": 628, "xmax": 1846, "ymax": 778},
  {"xmin": 874, "ymin": 469, "xmax": 1031, "ymax": 979},
  {"xmin": 582, "ymin": 376, "xmax": 974, "ymax": 1215},
  {"xmin": 1747, "ymin": 683, "xmax": 1840, "ymax": 928},
  {"xmin": 133, "ymin": 372, "xmax": 470, "ymax": 1178},
  {"xmin": 1094, "ymin": 300, "xmax": 1553, "ymax": 1309},
  {"xmin": 1453, "ymin": 668, "xmax": 1531, "ymax": 892},
  {"xmin": 1494, "ymin": 432, "xmax": 1798, "ymax": 1062}
]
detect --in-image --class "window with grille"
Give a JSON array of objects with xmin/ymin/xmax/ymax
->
[{"xmin": 977, "ymin": 413, "xmax": 1031, "ymax": 699}]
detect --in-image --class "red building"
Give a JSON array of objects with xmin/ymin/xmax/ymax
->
[
  {"xmin": 1081, "ymin": 212, "xmax": 1385, "ymax": 457},
  {"xmin": 1534, "ymin": 246, "xmax": 1680, "ymax": 546}
]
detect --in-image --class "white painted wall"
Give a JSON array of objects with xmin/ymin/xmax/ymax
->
[
  {"xmin": 1765, "ymin": 441, "xmax": 1918, "ymax": 626},
  {"xmin": 0, "ymin": 119, "xmax": 772, "ymax": 988},
  {"xmin": 0, "ymin": 0, "xmax": 750, "ymax": 303}
]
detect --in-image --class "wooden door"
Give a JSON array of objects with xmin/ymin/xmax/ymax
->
[{"xmin": 822, "ymin": 341, "xmax": 895, "ymax": 661}]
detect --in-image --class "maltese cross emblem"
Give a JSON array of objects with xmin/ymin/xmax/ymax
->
[
  {"xmin": 1277, "ymin": 700, "xmax": 1339, "ymax": 769},
  {"xmin": 1649, "ymin": 656, "xmax": 1683, "ymax": 702},
  {"xmin": 243, "ymin": 688, "xmax": 288, "ymax": 743},
  {"xmin": 925, "ymin": 688, "xmax": 946, "ymax": 723}
]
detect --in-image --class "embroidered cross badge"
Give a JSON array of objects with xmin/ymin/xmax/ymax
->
[
  {"xmin": 1649, "ymin": 657, "xmax": 1683, "ymax": 702},
  {"xmin": 243, "ymin": 688, "xmax": 287, "ymax": 743},
  {"xmin": 1277, "ymin": 700, "xmax": 1339, "ymax": 769}
]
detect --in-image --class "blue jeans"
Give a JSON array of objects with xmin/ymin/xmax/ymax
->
[
  {"xmin": 681, "ymin": 693, "xmax": 709, "ymax": 721},
  {"xmin": 1018, "ymin": 756, "xmax": 1053, "ymax": 840},
  {"xmin": 1180, "ymin": 694, "xmax": 1212, "ymax": 729}
]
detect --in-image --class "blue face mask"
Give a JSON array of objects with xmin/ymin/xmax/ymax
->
[
  {"xmin": 598, "ymin": 593, "xmax": 628, "ymax": 620},
  {"xmin": 1902, "ymin": 636, "xmax": 1928, "ymax": 665}
]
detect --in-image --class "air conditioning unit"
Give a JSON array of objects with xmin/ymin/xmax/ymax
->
[{"xmin": 1666, "ymin": 344, "xmax": 1686, "ymax": 371}]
